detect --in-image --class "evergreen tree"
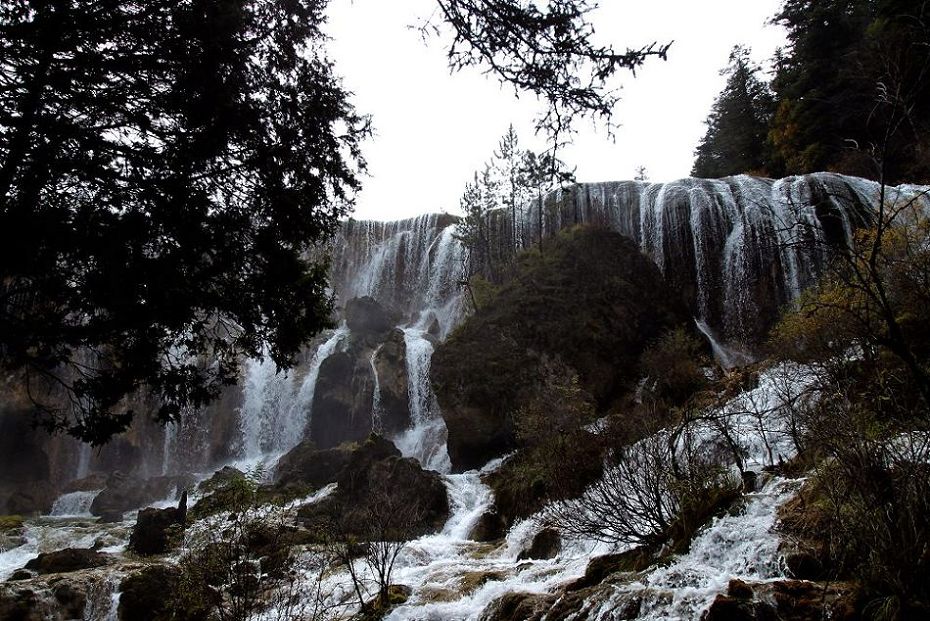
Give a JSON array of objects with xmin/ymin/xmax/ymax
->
[
  {"xmin": 494, "ymin": 124, "xmax": 529, "ymax": 251},
  {"xmin": 767, "ymin": 0, "xmax": 930, "ymax": 182},
  {"xmin": 0, "ymin": 0, "xmax": 367, "ymax": 442},
  {"xmin": 692, "ymin": 46, "xmax": 774, "ymax": 178}
]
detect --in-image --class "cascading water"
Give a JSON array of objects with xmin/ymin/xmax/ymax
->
[
  {"xmin": 370, "ymin": 344, "xmax": 384, "ymax": 433},
  {"xmin": 237, "ymin": 326, "xmax": 349, "ymax": 466},
  {"xmin": 393, "ymin": 328, "xmax": 452, "ymax": 473},
  {"xmin": 48, "ymin": 490, "xmax": 102, "ymax": 518}
]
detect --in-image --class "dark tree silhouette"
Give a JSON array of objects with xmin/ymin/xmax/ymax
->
[
  {"xmin": 1, "ymin": 0, "xmax": 665, "ymax": 444},
  {"xmin": 692, "ymin": 46, "xmax": 774, "ymax": 178},
  {"xmin": 428, "ymin": 0, "xmax": 670, "ymax": 141},
  {"xmin": 0, "ymin": 0, "xmax": 368, "ymax": 443}
]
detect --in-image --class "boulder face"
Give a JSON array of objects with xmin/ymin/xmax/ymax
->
[
  {"xmin": 274, "ymin": 440, "xmax": 352, "ymax": 487},
  {"xmin": 23, "ymin": 548, "xmax": 110, "ymax": 574},
  {"xmin": 118, "ymin": 565, "xmax": 181, "ymax": 621},
  {"xmin": 372, "ymin": 329, "xmax": 411, "ymax": 435},
  {"xmin": 345, "ymin": 295, "xmax": 400, "ymax": 337},
  {"xmin": 432, "ymin": 226, "xmax": 692, "ymax": 472},
  {"xmin": 128, "ymin": 507, "xmax": 184, "ymax": 556},
  {"xmin": 309, "ymin": 351, "xmax": 375, "ymax": 449},
  {"xmin": 309, "ymin": 297, "xmax": 411, "ymax": 449},
  {"xmin": 90, "ymin": 472, "xmax": 192, "ymax": 516},
  {"xmin": 297, "ymin": 435, "xmax": 449, "ymax": 539}
]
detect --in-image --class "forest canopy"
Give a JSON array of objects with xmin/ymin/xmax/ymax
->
[{"xmin": 693, "ymin": 0, "xmax": 930, "ymax": 183}]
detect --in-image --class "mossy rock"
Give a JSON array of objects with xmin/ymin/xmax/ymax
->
[
  {"xmin": 358, "ymin": 584, "xmax": 412, "ymax": 621},
  {"xmin": 0, "ymin": 515, "xmax": 24, "ymax": 533},
  {"xmin": 433, "ymin": 225, "xmax": 692, "ymax": 472}
]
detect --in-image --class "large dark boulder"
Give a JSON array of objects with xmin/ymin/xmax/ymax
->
[
  {"xmin": 129, "ymin": 506, "xmax": 184, "ymax": 556},
  {"xmin": 372, "ymin": 329, "xmax": 411, "ymax": 434},
  {"xmin": 517, "ymin": 528, "xmax": 561, "ymax": 561},
  {"xmin": 274, "ymin": 441, "xmax": 352, "ymax": 487},
  {"xmin": 308, "ymin": 351, "xmax": 375, "ymax": 449},
  {"xmin": 118, "ymin": 565, "xmax": 181, "ymax": 621},
  {"xmin": 345, "ymin": 296, "xmax": 400, "ymax": 337},
  {"xmin": 297, "ymin": 435, "xmax": 449, "ymax": 539},
  {"xmin": 702, "ymin": 579, "xmax": 863, "ymax": 621},
  {"xmin": 480, "ymin": 592, "xmax": 557, "ymax": 621},
  {"xmin": 90, "ymin": 473, "xmax": 192, "ymax": 516},
  {"xmin": 432, "ymin": 226, "xmax": 692, "ymax": 472},
  {"xmin": 23, "ymin": 548, "xmax": 110, "ymax": 574}
]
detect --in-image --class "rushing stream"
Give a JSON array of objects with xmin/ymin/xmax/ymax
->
[{"xmin": 5, "ymin": 172, "xmax": 909, "ymax": 619}]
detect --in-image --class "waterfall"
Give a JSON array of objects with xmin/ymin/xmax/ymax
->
[
  {"xmin": 330, "ymin": 214, "xmax": 465, "ymax": 338},
  {"xmin": 48, "ymin": 490, "xmax": 102, "ymax": 517},
  {"xmin": 237, "ymin": 326, "xmax": 348, "ymax": 464},
  {"xmin": 392, "ymin": 328, "xmax": 452, "ymax": 473},
  {"xmin": 370, "ymin": 344, "xmax": 384, "ymax": 433}
]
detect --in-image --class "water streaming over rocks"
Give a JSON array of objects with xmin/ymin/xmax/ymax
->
[
  {"xmin": 4, "ymin": 173, "xmax": 919, "ymax": 620},
  {"xmin": 48, "ymin": 490, "xmax": 103, "ymax": 518}
]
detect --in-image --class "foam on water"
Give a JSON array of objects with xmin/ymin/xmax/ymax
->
[{"xmin": 48, "ymin": 490, "xmax": 103, "ymax": 518}]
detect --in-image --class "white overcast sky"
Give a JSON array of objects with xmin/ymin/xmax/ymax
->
[{"xmin": 325, "ymin": 0, "xmax": 788, "ymax": 221}]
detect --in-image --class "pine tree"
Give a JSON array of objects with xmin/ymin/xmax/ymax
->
[
  {"xmin": 0, "ymin": 0, "xmax": 368, "ymax": 442},
  {"xmin": 692, "ymin": 46, "xmax": 774, "ymax": 178}
]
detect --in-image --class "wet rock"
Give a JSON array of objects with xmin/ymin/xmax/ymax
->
[
  {"xmin": 129, "ymin": 507, "xmax": 184, "ymax": 556},
  {"xmin": 784, "ymin": 550, "xmax": 825, "ymax": 580},
  {"xmin": 118, "ymin": 565, "xmax": 181, "ymax": 621},
  {"xmin": 97, "ymin": 510, "xmax": 124, "ymax": 524},
  {"xmin": 372, "ymin": 329, "xmax": 411, "ymax": 434},
  {"xmin": 5, "ymin": 481, "xmax": 57, "ymax": 516},
  {"xmin": 469, "ymin": 510, "xmax": 507, "ymax": 542},
  {"xmin": 517, "ymin": 528, "xmax": 561, "ymax": 560},
  {"xmin": 0, "ymin": 586, "xmax": 42, "ymax": 621},
  {"xmin": 565, "ymin": 547, "xmax": 654, "ymax": 591},
  {"xmin": 459, "ymin": 571, "xmax": 505, "ymax": 595},
  {"xmin": 345, "ymin": 296, "xmax": 400, "ymax": 337},
  {"xmin": 359, "ymin": 584, "xmax": 412, "ymax": 621},
  {"xmin": 197, "ymin": 466, "xmax": 244, "ymax": 493},
  {"xmin": 297, "ymin": 435, "xmax": 449, "ymax": 538},
  {"xmin": 433, "ymin": 228, "xmax": 692, "ymax": 472},
  {"xmin": 62, "ymin": 473, "xmax": 108, "ymax": 493},
  {"xmin": 90, "ymin": 472, "xmax": 193, "ymax": 517},
  {"xmin": 24, "ymin": 548, "xmax": 110, "ymax": 574},
  {"xmin": 703, "ymin": 594, "xmax": 756, "ymax": 621},
  {"xmin": 8, "ymin": 569, "xmax": 34, "ymax": 581},
  {"xmin": 741, "ymin": 470, "xmax": 758, "ymax": 493},
  {"xmin": 309, "ymin": 351, "xmax": 375, "ymax": 449},
  {"xmin": 702, "ymin": 579, "xmax": 864, "ymax": 621},
  {"xmin": 274, "ymin": 440, "xmax": 352, "ymax": 487},
  {"xmin": 52, "ymin": 582, "xmax": 86, "ymax": 618},
  {"xmin": 480, "ymin": 591, "xmax": 557, "ymax": 621}
]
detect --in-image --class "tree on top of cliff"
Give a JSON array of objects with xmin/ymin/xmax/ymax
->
[
  {"xmin": 692, "ymin": 46, "xmax": 774, "ymax": 178},
  {"xmin": 0, "ymin": 0, "xmax": 666, "ymax": 444}
]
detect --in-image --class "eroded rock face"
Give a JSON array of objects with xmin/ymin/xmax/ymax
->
[
  {"xmin": 517, "ymin": 528, "xmax": 561, "ymax": 561},
  {"xmin": 433, "ymin": 227, "xmax": 692, "ymax": 472},
  {"xmin": 128, "ymin": 507, "xmax": 183, "ymax": 556},
  {"xmin": 297, "ymin": 435, "xmax": 449, "ymax": 539},
  {"xmin": 345, "ymin": 296, "xmax": 400, "ymax": 337},
  {"xmin": 274, "ymin": 440, "xmax": 352, "ymax": 488},
  {"xmin": 372, "ymin": 329, "xmax": 411, "ymax": 434},
  {"xmin": 703, "ymin": 579, "xmax": 863, "ymax": 621},
  {"xmin": 90, "ymin": 472, "xmax": 192, "ymax": 517},
  {"xmin": 309, "ymin": 297, "xmax": 411, "ymax": 449},
  {"xmin": 118, "ymin": 565, "xmax": 181, "ymax": 621},
  {"xmin": 309, "ymin": 351, "xmax": 375, "ymax": 449}
]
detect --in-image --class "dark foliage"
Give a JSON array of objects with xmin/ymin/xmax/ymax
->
[
  {"xmin": 433, "ymin": 225, "xmax": 691, "ymax": 470},
  {"xmin": 692, "ymin": 46, "xmax": 774, "ymax": 178},
  {"xmin": 427, "ymin": 0, "xmax": 670, "ymax": 141},
  {"xmin": 694, "ymin": 0, "xmax": 930, "ymax": 183},
  {"xmin": 0, "ymin": 0, "xmax": 368, "ymax": 443}
]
